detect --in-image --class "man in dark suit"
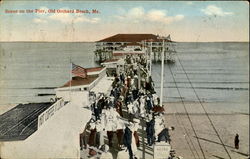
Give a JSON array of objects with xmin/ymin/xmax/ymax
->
[
  {"xmin": 146, "ymin": 115, "xmax": 155, "ymax": 146},
  {"xmin": 123, "ymin": 125, "xmax": 133, "ymax": 159}
]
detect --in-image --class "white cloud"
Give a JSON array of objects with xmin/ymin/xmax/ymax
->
[
  {"xmin": 146, "ymin": 10, "xmax": 184, "ymax": 24},
  {"xmin": 201, "ymin": 5, "xmax": 233, "ymax": 16},
  {"xmin": 127, "ymin": 7, "xmax": 145, "ymax": 18},
  {"xmin": 116, "ymin": 7, "xmax": 184, "ymax": 24},
  {"xmin": 147, "ymin": 10, "xmax": 166, "ymax": 22},
  {"xmin": 33, "ymin": 18, "xmax": 47, "ymax": 23}
]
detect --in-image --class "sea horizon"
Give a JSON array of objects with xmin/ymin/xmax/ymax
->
[
  {"xmin": 0, "ymin": 41, "xmax": 249, "ymax": 43},
  {"xmin": 0, "ymin": 42, "xmax": 248, "ymax": 109}
]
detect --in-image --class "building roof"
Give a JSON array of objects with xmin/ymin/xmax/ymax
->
[
  {"xmin": 0, "ymin": 102, "xmax": 53, "ymax": 141},
  {"xmin": 60, "ymin": 76, "xmax": 98, "ymax": 88},
  {"xmin": 97, "ymin": 34, "xmax": 172, "ymax": 42},
  {"xmin": 59, "ymin": 67, "xmax": 105, "ymax": 88},
  {"xmin": 103, "ymin": 59, "xmax": 119, "ymax": 63},
  {"xmin": 86, "ymin": 67, "xmax": 104, "ymax": 73}
]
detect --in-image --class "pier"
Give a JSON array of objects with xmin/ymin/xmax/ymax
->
[
  {"xmin": 94, "ymin": 34, "xmax": 176, "ymax": 63},
  {"xmin": 79, "ymin": 49, "xmax": 180, "ymax": 159}
]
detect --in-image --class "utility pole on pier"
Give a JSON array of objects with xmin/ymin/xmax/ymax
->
[
  {"xmin": 157, "ymin": 36, "xmax": 167, "ymax": 106},
  {"xmin": 148, "ymin": 39, "xmax": 153, "ymax": 76}
]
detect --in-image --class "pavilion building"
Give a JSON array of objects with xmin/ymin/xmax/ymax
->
[{"xmin": 94, "ymin": 34, "xmax": 176, "ymax": 62}]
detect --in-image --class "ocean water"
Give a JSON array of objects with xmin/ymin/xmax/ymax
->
[{"xmin": 0, "ymin": 42, "xmax": 249, "ymax": 112}]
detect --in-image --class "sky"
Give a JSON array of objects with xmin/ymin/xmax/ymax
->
[{"xmin": 0, "ymin": 1, "xmax": 249, "ymax": 42}]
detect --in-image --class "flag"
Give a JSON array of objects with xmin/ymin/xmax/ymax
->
[{"xmin": 71, "ymin": 63, "xmax": 87, "ymax": 78}]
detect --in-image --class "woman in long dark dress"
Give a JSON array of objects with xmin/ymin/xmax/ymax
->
[{"xmin": 234, "ymin": 133, "xmax": 239, "ymax": 149}]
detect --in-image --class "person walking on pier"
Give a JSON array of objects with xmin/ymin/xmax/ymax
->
[
  {"xmin": 154, "ymin": 113, "xmax": 165, "ymax": 141},
  {"xmin": 146, "ymin": 114, "xmax": 155, "ymax": 146},
  {"xmin": 126, "ymin": 76, "xmax": 132, "ymax": 88},
  {"xmin": 139, "ymin": 95, "xmax": 146, "ymax": 118},
  {"xmin": 133, "ymin": 118, "xmax": 140, "ymax": 148},
  {"xmin": 120, "ymin": 72, "xmax": 125, "ymax": 84},
  {"xmin": 115, "ymin": 97, "xmax": 123, "ymax": 117},
  {"xmin": 132, "ymin": 86, "xmax": 139, "ymax": 100},
  {"xmin": 121, "ymin": 84, "xmax": 128, "ymax": 99},
  {"xmin": 132, "ymin": 100, "xmax": 140, "ymax": 118},
  {"xmin": 94, "ymin": 102, "xmax": 101, "ymax": 120},
  {"xmin": 116, "ymin": 118, "xmax": 125, "ymax": 149},
  {"xmin": 145, "ymin": 95, "xmax": 153, "ymax": 113},
  {"xmin": 95, "ymin": 119, "xmax": 104, "ymax": 148},
  {"xmin": 127, "ymin": 102, "xmax": 134, "ymax": 119},
  {"xmin": 112, "ymin": 87, "xmax": 121, "ymax": 103},
  {"xmin": 157, "ymin": 126, "xmax": 175, "ymax": 143},
  {"xmin": 234, "ymin": 133, "xmax": 239, "ymax": 149},
  {"xmin": 123, "ymin": 124, "xmax": 133, "ymax": 159},
  {"xmin": 88, "ymin": 119, "xmax": 97, "ymax": 147},
  {"xmin": 126, "ymin": 92, "xmax": 134, "ymax": 105},
  {"xmin": 80, "ymin": 120, "xmax": 92, "ymax": 150},
  {"xmin": 152, "ymin": 93, "xmax": 159, "ymax": 106},
  {"xmin": 106, "ymin": 107, "xmax": 120, "ymax": 147},
  {"xmin": 133, "ymin": 74, "xmax": 139, "ymax": 90}
]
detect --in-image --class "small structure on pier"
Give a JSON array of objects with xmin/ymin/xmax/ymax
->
[
  {"xmin": 101, "ymin": 59, "xmax": 125, "ymax": 76},
  {"xmin": 94, "ymin": 34, "xmax": 177, "ymax": 62}
]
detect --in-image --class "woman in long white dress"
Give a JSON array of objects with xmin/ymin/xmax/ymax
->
[
  {"xmin": 139, "ymin": 96, "xmax": 146, "ymax": 118},
  {"xmin": 127, "ymin": 102, "xmax": 133, "ymax": 114},
  {"xmin": 152, "ymin": 93, "xmax": 159, "ymax": 106},
  {"xmin": 154, "ymin": 114, "xmax": 165, "ymax": 141},
  {"xmin": 132, "ymin": 100, "xmax": 139, "ymax": 118},
  {"xmin": 95, "ymin": 120, "xmax": 104, "ymax": 148}
]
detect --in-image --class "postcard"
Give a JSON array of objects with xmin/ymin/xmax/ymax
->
[{"xmin": 0, "ymin": 1, "xmax": 249, "ymax": 159}]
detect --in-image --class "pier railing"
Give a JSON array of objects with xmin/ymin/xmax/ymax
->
[{"xmin": 37, "ymin": 98, "xmax": 65, "ymax": 129}]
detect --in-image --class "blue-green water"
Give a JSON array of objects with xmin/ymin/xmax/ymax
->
[{"xmin": 0, "ymin": 42, "xmax": 249, "ymax": 112}]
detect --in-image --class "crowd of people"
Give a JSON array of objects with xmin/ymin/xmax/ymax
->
[{"xmin": 80, "ymin": 55, "xmax": 176, "ymax": 159}]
